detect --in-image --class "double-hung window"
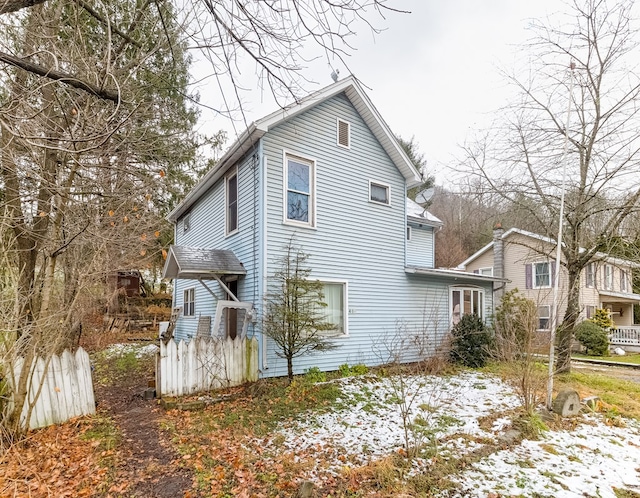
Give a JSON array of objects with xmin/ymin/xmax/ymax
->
[
  {"xmin": 285, "ymin": 154, "xmax": 315, "ymax": 226},
  {"xmin": 183, "ymin": 288, "xmax": 195, "ymax": 317},
  {"xmin": 604, "ymin": 265, "xmax": 613, "ymax": 290},
  {"xmin": 226, "ymin": 169, "xmax": 238, "ymax": 235},
  {"xmin": 450, "ymin": 287, "xmax": 484, "ymax": 325},
  {"xmin": 585, "ymin": 263, "xmax": 595, "ymax": 288},
  {"xmin": 533, "ymin": 262, "xmax": 551, "ymax": 288},
  {"xmin": 621, "ymin": 269, "xmax": 629, "ymax": 292}
]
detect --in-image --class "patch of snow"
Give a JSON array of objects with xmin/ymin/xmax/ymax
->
[
  {"xmin": 103, "ymin": 343, "xmax": 159, "ymax": 358},
  {"xmin": 263, "ymin": 370, "xmax": 640, "ymax": 497}
]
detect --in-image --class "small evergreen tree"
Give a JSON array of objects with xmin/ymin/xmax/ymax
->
[
  {"xmin": 589, "ymin": 308, "xmax": 615, "ymax": 330},
  {"xmin": 263, "ymin": 240, "xmax": 337, "ymax": 381},
  {"xmin": 449, "ymin": 314, "xmax": 493, "ymax": 368}
]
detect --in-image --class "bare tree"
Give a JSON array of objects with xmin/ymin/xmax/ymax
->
[{"xmin": 461, "ymin": 0, "xmax": 640, "ymax": 372}]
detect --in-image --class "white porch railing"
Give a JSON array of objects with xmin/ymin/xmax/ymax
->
[{"xmin": 609, "ymin": 326, "xmax": 640, "ymax": 346}]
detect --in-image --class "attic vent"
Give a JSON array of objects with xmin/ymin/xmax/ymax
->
[{"xmin": 337, "ymin": 119, "xmax": 350, "ymax": 148}]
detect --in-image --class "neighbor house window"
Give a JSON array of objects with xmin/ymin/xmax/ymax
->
[
  {"xmin": 406, "ymin": 226, "xmax": 412, "ymax": 240},
  {"xmin": 183, "ymin": 288, "xmax": 195, "ymax": 317},
  {"xmin": 369, "ymin": 181, "xmax": 390, "ymax": 205},
  {"xmin": 319, "ymin": 281, "xmax": 347, "ymax": 335},
  {"xmin": 538, "ymin": 305, "xmax": 550, "ymax": 330},
  {"xmin": 337, "ymin": 119, "xmax": 350, "ymax": 148},
  {"xmin": 226, "ymin": 169, "xmax": 238, "ymax": 235},
  {"xmin": 285, "ymin": 154, "xmax": 315, "ymax": 226},
  {"xmin": 586, "ymin": 305, "xmax": 595, "ymax": 319},
  {"xmin": 479, "ymin": 267, "xmax": 493, "ymax": 277},
  {"xmin": 604, "ymin": 265, "xmax": 613, "ymax": 290},
  {"xmin": 621, "ymin": 269, "xmax": 629, "ymax": 292},
  {"xmin": 585, "ymin": 263, "xmax": 595, "ymax": 288},
  {"xmin": 533, "ymin": 262, "xmax": 551, "ymax": 288},
  {"xmin": 450, "ymin": 287, "xmax": 484, "ymax": 325}
]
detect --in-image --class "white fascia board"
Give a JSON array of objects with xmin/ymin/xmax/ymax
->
[{"xmin": 167, "ymin": 124, "xmax": 263, "ymax": 223}]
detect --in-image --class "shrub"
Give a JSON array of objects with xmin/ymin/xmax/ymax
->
[
  {"xmin": 304, "ymin": 366, "xmax": 326, "ymax": 383},
  {"xmin": 449, "ymin": 314, "xmax": 493, "ymax": 368},
  {"xmin": 574, "ymin": 321, "xmax": 609, "ymax": 356}
]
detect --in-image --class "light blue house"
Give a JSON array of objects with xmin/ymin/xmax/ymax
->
[{"xmin": 162, "ymin": 76, "xmax": 499, "ymax": 378}]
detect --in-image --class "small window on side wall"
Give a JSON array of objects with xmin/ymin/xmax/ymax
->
[
  {"xmin": 226, "ymin": 170, "xmax": 238, "ymax": 235},
  {"xmin": 369, "ymin": 181, "xmax": 390, "ymax": 205},
  {"xmin": 337, "ymin": 119, "xmax": 350, "ymax": 148},
  {"xmin": 183, "ymin": 213, "xmax": 191, "ymax": 233},
  {"xmin": 183, "ymin": 288, "xmax": 195, "ymax": 316}
]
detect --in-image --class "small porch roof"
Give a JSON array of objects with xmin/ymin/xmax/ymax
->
[
  {"xmin": 599, "ymin": 289, "xmax": 640, "ymax": 304},
  {"xmin": 162, "ymin": 246, "xmax": 246, "ymax": 280},
  {"xmin": 405, "ymin": 266, "xmax": 509, "ymax": 283}
]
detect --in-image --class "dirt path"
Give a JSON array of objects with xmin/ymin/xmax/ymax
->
[{"xmin": 95, "ymin": 368, "xmax": 196, "ymax": 497}]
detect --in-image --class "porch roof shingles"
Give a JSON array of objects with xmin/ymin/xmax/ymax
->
[{"xmin": 163, "ymin": 246, "xmax": 246, "ymax": 280}]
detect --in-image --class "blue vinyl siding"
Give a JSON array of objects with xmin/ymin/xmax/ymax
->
[
  {"xmin": 407, "ymin": 225, "xmax": 435, "ymax": 268},
  {"xmin": 172, "ymin": 148, "xmax": 261, "ymax": 341}
]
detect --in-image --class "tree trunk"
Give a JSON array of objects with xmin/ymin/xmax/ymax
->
[
  {"xmin": 287, "ymin": 356, "xmax": 294, "ymax": 382},
  {"xmin": 556, "ymin": 265, "xmax": 581, "ymax": 373}
]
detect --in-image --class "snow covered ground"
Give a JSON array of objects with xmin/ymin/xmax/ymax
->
[{"xmin": 267, "ymin": 371, "xmax": 640, "ymax": 497}]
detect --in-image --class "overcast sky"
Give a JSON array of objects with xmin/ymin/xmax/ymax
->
[{"xmin": 192, "ymin": 0, "xmax": 564, "ymax": 186}]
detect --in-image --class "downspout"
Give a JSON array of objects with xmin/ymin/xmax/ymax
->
[{"xmin": 259, "ymin": 139, "xmax": 269, "ymax": 370}]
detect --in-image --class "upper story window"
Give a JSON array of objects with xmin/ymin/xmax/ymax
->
[
  {"xmin": 369, "ymin": 181, "xmax": 390, "ymax": 205},
  {"xmin": 337, "ymin": 119, "xmax": 350, "ymax": 148},
  {"xmin": 621, "ymin": 269, "xmax": 629, "ymax": 292},
  {"xmin": 226, "ymin": 169, "xmax": 238, "ymax": 235},
  {"xmin": 285, "ymin": 153, "xmax": 315, "ymax": 227},
  {"xmin": 183, "ymin": 287, "xmax": 195, "ymax": 317},
  {"xmin": 533, "ymin": 261, "xmax": 551, "ymax": 288},
  {"xmin": 604, "ymin": 264, "xmax": 613, "ymax": 290},
  {"xmin": 182, "ymin": 213, "xmax": 191, "ymax": 233},
  {"xmin": 585, "ymin": 263, "xmax": 595, "ymax": 288}
]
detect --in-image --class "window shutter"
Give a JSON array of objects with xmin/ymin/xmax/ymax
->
[
  {"xmin": 525, "ymin": 264, "xmax": 532, "ymax": 289},
  {"xmin": 337, "ymin": 119, "xmax": 350, "ymax": 148}
]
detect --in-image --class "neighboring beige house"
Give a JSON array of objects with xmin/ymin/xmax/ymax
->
[{"xmin": 457, "ymin": 226, "xmax": 640, "ymax": 333}]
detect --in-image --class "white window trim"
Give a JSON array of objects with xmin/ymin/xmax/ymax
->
[
  {"xmin": 537, "ymin": 304, "xmax": 551, "ymax": 331},
  {"xmin": 449, "ymin": 285, "xmax": 485, "ymax": 326},
  {"xmin": 621, "ymin": 269, "xmax": 629, "ymax": 292},
  {"xmin": 182, "ymin": 213, "xmax": 191, "ymax": 233},
  {"xmin": 183, "ymin": 287, "xmax": 195, "ymax": 317},
  {"xmin": 368, "ymin": 180, "xmax": 391, "ymax": 206},
  {"xmin": 336, "ymin": 118, "xmax": 351, "ymax": 149},
  {"xmin": 479, "ymin": 267, "xmax": 493, "ymax": 277},
  {"xmin": 282, "ymin": 150, "xmax": 316, "ymax": 228},
  {"xmin": 604, "ymin": 264, "xmax": 613, "ymax": 290},
  {"xmin": 311, "ymin": 278, "xmax": 348, "ymax": 337},
  {"xmin": 225, "ymin": 167, "xmax": 239, "ymax": 236},
  {"xmin": 532, "ymin": 261, "xmax": 551, "ymax": 289},
  {"xmin": 585, "ymin": 263, "xmax": 595, "ymax": 288}
]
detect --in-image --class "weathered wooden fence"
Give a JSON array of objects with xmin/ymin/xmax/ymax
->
[
  {"xmin": 6, "ymin": 348, "xmax": 95, "ymax": 430},
  {"xmin": 157, "ymin": 337, "xmax": 259, "ymax": 398}
]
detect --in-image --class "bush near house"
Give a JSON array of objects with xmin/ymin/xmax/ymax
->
[
  {"xmin": 574, "ymin": 321, "xmax": 609, "ymax": 356},
  {"xmin": 449, "ymin": 314, "xmax": 493, "ymax": 368}
]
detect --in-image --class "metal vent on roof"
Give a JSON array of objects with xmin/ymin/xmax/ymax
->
[{"xmin": 337, "ymin": 119, "xmax": 350, "ymax": 148}]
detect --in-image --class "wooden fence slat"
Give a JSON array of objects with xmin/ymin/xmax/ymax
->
[{"xmin": 156, "ymin": 337, "xmax": 258, "ymax": 397}]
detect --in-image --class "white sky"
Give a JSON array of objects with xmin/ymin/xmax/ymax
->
[{"xmin": 192, "ymin": 0, "xmax": 564, "ymax": 186}]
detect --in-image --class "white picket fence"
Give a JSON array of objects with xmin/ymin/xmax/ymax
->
[
  {"xmin": 7, "ymin": 347, "xmax": 95, "ymax": 430},
  {"xmin": 157, "ymin": 337, "xmax": 259, "ymax": 398}
]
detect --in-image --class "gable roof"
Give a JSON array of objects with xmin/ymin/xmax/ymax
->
[
  {"xmin": 162, "ymin": 246, "xmax": 246, "ymax": 280},
  {"xmin": 457, "ymin": 227, "xmax": 640, "ymax": 269},
  {"xmin": 168, "ymin": 75, "xmax": 422, "ymax": 223}
]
